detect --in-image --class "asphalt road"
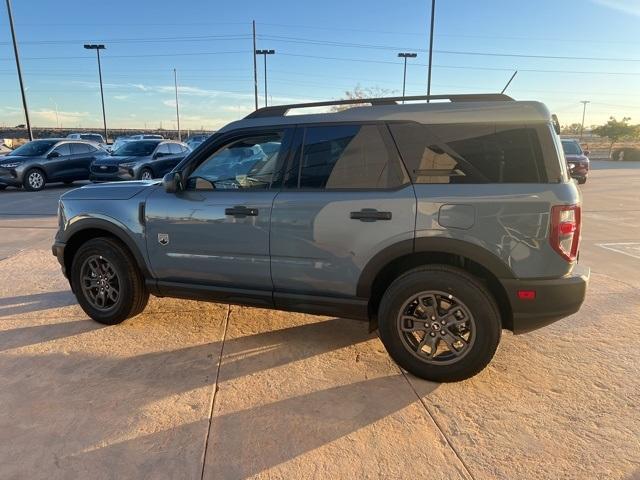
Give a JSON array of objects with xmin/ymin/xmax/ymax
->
[{"xmin": 0, "ymin": 165, "xmax": 638, "ymax": 479}]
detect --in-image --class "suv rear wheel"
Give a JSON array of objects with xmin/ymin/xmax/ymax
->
[
  {"xmin": 378, "ymin": 265, "xmax": 501, "ymax": 382},
  {"xmin": 71, "ymin": 237, "xmax": 149, "ymax": 325}
]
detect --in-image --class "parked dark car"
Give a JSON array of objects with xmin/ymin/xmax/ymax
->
[
  {"xmin": 89, "ymin": 139, "xmax": 190, "ymax": 181},
  {"xmin": 0, "ymin": 139, "xmax": 107, "ymax": 191},
  {"xmin": 561, "ymin": 139, "xmax": 589, "ymax": 184},
  {"xmin": 185, "ymin": 134, "xmax": 210, "ymax": 151}
]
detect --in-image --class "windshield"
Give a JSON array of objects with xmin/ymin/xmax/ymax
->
[
  {"xmin": 562, "ymin": 141, "xmax": 582, "ymax": 155},
  {"xmin": 112, "ymin": 140, "xmax": 159, "ymax": 156},
  {"xmin": 7, "ymin": 140, "xmax": 58, "ymax": 157}
]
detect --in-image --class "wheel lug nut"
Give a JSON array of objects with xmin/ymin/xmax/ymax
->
[
  {"xmin": 441, "ymin": 320, "xmax": 446, "ymax": 325},
  {"xmin": 431, "ymin": 316, "xmax": 436, "ymax": 320},
  {"xmin": 430, "ymin": 332, "xmax": 436, "ymax": 337}
]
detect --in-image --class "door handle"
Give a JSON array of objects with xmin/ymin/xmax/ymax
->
[
  {"xmin": 350, "ymin": 208, "xmax": 392, "ymax": 222},
  {"xmin": 225, "ymin": 206, "xmax": 259, "ymax": 218}
]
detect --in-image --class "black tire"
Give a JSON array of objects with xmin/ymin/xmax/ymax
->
[
  {"xmin": 0, "ymin": 185, "xmax": 6, "ymax": 190},
  {"xmin": 23, "ymin": 168, "xmax": 46, "ymax": 191},
  {"xmin": 71, "ymin": 237, "xmax": 149, "ymax": 325},
  {"xmin": 378, "ymin": 265, "xmax": 501, "ymax": 382},
  {"xmin": 139, "ymin": 167, "xmax": 154, "ymax": 181},
  {"xmin": 577, "ymin": 177, "xmax": 587, "ymax": 185}
]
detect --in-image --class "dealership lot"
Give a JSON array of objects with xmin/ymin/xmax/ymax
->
[{"xmin": 0, "ymin": 164, "xmax": 638, "ymax": 479}]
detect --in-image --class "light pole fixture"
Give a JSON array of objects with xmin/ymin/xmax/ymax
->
[
  {"xmin": 255, "ymin": 49, "xmax": 275, "ymax": 108},
  {"xmin": 84, "ymin": 44, "xmax": 108, "ymax": 141},
  {"xmin": 398, "ymin": 52, "xmax": 417, "ymax": 102},
  {"xmin": 174, "ymin": 68, "xmax": 181, "ymax": 141}
]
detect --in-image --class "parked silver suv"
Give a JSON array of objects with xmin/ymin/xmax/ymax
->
[{"xmin": 52, "ymin": 94, "xmax": 589, "ymax": 382}]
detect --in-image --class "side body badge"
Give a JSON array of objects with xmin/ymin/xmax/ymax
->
[{"xmin": 158, "ymin": 233, "xmax": 169, "ymax": 246}]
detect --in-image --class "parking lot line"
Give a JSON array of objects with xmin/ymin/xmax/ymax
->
[{"xmin": 596, "ymin": 242, "xmax": 640, "ymax": 260}]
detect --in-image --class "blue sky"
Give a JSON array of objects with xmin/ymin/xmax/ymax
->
[{"xmin": 1, "ymin": 0, "xmax": 639, "ymax": 130}]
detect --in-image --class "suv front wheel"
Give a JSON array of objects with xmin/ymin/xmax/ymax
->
[
  {"xmin": 71, "ymin": 237, "xmax": 149, "ymax": 325},
  {"xmin": 378, "ymin": 265, "xmax": 501, "ymax": 382}
]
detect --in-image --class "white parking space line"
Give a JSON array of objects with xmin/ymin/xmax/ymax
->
[{"xmin": 596, "ymin": 242, "xmax": 640, "ymax": 260}]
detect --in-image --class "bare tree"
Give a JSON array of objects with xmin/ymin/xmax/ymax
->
[{"xmin": 331, "ymin": 84, "xmax": 397, "ymax": 112}]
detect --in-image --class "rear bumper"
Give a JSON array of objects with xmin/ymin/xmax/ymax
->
[{"xmin": 501, "ymin": 265, "xmax": 590, "ymax": 334}]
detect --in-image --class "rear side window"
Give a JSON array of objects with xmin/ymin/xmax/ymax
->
[
  {"xmin": 389, "ymin": 122, "xmax": 547, "ymax": 183},
  {"xmin": 295, "ymin": 124, "xmax": 408, "ymax": 189},
  {"xmin": 70, "ymin": 143, "xmax": 92, "ymax": 154}
]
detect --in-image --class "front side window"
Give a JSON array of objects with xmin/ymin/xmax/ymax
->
[
  {"xmin": 294, "ymin": 124, "xmax": 408, "ymax": 189},
  {"xmin": 389, "ymin": 122, "xmax": 546, "ymax": 184},
  {"xmin": 169, "ymin": 143, "xmax": 182, "ymax": 155},
  {"xmin": 53, "ymin": 143, "xmax": 71, "ymax": 156},
  {"xmin": 188, "ymin": 132, "xmax": 284, "ymax": 190}
]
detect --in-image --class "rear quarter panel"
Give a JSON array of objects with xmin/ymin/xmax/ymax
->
[{"xmin": 414, "ymin": 182, "xmax": 582, "ymax": 279}]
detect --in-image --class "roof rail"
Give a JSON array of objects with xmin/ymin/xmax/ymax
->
[{"xmin": 245, "ymin": 93, "xmax": 514, "ymax": 119}]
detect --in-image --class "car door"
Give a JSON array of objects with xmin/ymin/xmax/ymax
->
[
  {"xmin": 145, "ymin": 127, "xmax": 294, "ymax": 298},
  {"xmin": 69, "ymin": 142, "xmax": 97, "ymax": 179},
  {"xmin": 149, "ymin": 143, "xmax": 174, "ymax": 176},
  {"xmin": 160, "ymin": 143, "xmax": 187, "ymax": 176},
  {"xmin": 42, "ymin": 143, "xmax": 73, "ymax": 181},
  {"xmin": 269, "ymin": 123, "xmax": 417, "ymax": 304}
]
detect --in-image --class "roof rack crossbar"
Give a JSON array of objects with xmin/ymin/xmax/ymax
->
[{"xmin": 245, "ymin": 93, "xmax": 513, "ymax": 119}]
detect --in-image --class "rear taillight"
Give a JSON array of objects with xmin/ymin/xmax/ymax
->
[{"xmin": 550, "ymin": 204, "xmax": 581, "ymax": 262}]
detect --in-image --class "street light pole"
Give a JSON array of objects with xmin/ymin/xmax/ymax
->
[
  {"xmin": 426, "ymin": 0, "xmax": 436, "ymax": 102},
  {"xmin": 579, "ymin": 100, "xmax": 590, "ymax": 140},
  {"xmin": 255, "ymin": 49, "xmax": 275, "ymax": 108},
  {"xmin": 252, "ymin": 20, "xmax": 258, "ymax": 111},
  {"xmin": 397, "ymin": 53, "xmax": 417, "ymax": 102},
  {"xmin": 174, "ymin": 68, "xmax": 181, "ymax": 141},
  {"xmin": 84, "ymin": 44, "xmax": 107, "ymax": 142},
  {"xmin": 6, "ymin": 0, "xmax": 32, "ymax": 140}
]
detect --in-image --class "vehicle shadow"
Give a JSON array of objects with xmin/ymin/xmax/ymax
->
[
  {"xmin": 0, "ymin": 319, "xmax": 101, "ymax": 352},
  {"xmin": 65, "ymin": 374, "xmax": 438, "ymax": 480},
  {"xmin": 0, "ymin": 290, "xmax": 77, "ymax": 318},
  {"xmin": 0, "ymin": 317, "xmax": 438, "ymax": 478}
]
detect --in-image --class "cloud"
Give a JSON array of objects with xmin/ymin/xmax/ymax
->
[
  {"xmin": 221, "ymin": 104, "xmax": 253, "ymax": 113},
  {"xmin": 113, "ymin": 95, "xmax": 129, "ymax": 101},
  {"xmin": 31, "ymin": 109, "xmax": 89, "ymax": 124},
  {"xmin": 592, "ymin": 0, "xmax": 640, "ymax": 16},
  {"xmin": 162, "ymin": 99, "xmax": 176, "ymax": 108}
]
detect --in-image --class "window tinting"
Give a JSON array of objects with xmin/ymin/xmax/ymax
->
[
  {"xmin": 389, "ymin": 122, "xmax": 546, "ymax": 184},
  {"xmin": 297, "ymin": 124, "xmax": 407, "ymax": 189},
  {"xmin": 168, "ymin": 143, "xmax": 182, "ymax": 155},
  {"xmin": 70, "ymin": 143, "xmax": 92, "ymax": 154},
  {"xmin": 156, "ymin": 144, "xmax": 171, "ymax": 155},
  {"xmin": 53, "ymin": 143, "xmax": 71, "ymax": 156},
  {"xmin": 189, "ymin": 132, "xmax": 284, "ymax": 190}
]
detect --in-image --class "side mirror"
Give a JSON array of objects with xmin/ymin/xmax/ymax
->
[
  {"xmin": 47, "ymin": 151, "xmax": 60, "ymax": 159},
  {"xmin": 163, "ymin": 171, "xmax": 183, "ymax": 193},
  {"xmin": 583, "ymin": 150, "xmax": 590, "ymax": 157}
]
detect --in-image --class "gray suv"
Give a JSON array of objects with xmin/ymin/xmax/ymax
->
[
  {"xmin": 0, "ymin": 139, "xmax": 106, "ymax": 191},
  {"xmin": 52, "ymin": 94, "xmax": 589, "ymax": 382}
]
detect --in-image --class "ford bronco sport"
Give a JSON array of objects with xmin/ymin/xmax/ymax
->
[{"xmin": 52, "ymin": 94, "xmax": 589, "ymax": 382}]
